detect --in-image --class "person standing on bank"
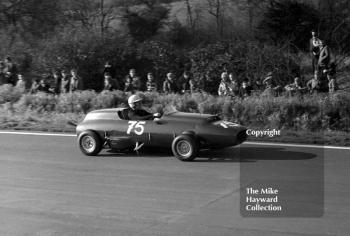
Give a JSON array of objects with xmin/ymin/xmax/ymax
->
[
  {"xmin": 318, "ymin": 40, "xmax": 331, "ymax": 74},
  {"xmin": 103, "ymin": 61, "xmax": 115, "ymax": 79},
  {"xmin": 163, "ymin": 72, "xmax": 179, "ymax": 94},
  {"xmin": 125, "ymin": 69, "xmax": 142, "ymax": 91},
  {"xmin": 3, "ymin": 56, "xmax": 17, "ymax": 85},
  {"xmin": 15, "ymin": 74, "xmax": 26, "ymax": 93},
  {"xmin": 146, "ymin": 73, "xmax": 158, "ymax": 92},
  {"xmin": 309, "ymin": 30, "xmax": 321, "ymax": 73},
  {"xmin": 61, "ymin": 70, "xmax": 70, "ymax": 93},
  {"xmin": 69, "ymin": 69, "xmax": 84, "ymax": 92},
  {"xmin": 218, "ymin": 72, "xmax": 230, "ymax": 96},
  {"xmin": 52, "ymin": 71, "xmax": 61, "ymax": 94}
]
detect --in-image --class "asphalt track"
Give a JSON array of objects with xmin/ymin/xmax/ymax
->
[{"xmin": 0, "ymin": 131, "xmax": 349, "ymax": 236}]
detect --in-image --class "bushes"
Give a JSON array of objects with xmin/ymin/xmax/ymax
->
[
  {"xmin": 0, "ymin": 84, "xmax": 23, "ymax": 104},
  {"xmin": 12, "ymin": 29, "xmax": 302, "ymax": 94},
  {"xmin": 189, "ymin": 41, "xmax": 300, "ymax": 94},
  {"xmin": 1, "ymin": 84, "xmax": 350, "ymax": 132},
  {"xmin": 258, "ymin": 0, "xmax": 320, "ymax": 51}
]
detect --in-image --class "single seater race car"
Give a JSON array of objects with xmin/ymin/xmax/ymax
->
[{"xmin": 75, "ymin": 108, "xmax": 247, "ymax": 161}]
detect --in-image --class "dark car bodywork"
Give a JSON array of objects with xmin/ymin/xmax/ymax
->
[{"xmin": 76, "ymin": 108, "xmax": 247, "ymax": 160}]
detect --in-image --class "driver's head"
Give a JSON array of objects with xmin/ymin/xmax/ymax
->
[{"xmin": 128, "ymin": 94, "xmax": 142, "ymax": 110}]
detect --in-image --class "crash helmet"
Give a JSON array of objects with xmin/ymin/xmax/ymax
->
[{"xmin": 128, "ymin": 94, "xmax": 142, "ymax": 105}]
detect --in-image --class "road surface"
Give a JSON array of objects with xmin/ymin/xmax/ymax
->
[{"xmin": 0, "ymin": 131, "xmax": 349, "ymax": 236}]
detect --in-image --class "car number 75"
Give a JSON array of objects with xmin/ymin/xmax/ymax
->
[{"xmin": 127, "ymin": 121, "xmax": 146, "ymax": 135}]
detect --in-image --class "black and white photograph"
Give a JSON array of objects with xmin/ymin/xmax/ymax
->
[{"xmin": 0, "ymin": 0, "xmax": 349, "ymax": 235}]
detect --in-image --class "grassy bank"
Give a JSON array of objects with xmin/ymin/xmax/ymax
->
[
  {"xmin": 1, "ymin": 85, "xmax": 349, "ymax": 146},
  {"xmin": 0, "ymin": 109, "xmax": 348, "ymax": 146}
]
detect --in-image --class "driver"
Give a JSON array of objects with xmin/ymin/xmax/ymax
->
[{"xmin": 127, "ymin": 95, "xmax": 159, "ymax": 120}]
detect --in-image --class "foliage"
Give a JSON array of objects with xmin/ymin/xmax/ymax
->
[
  {"xmin": 0, "ymin": 0, "xmax": 348, "ymax": 94},
  {"xmin": 258, "ymin": 0, "xmax": 320, "ymax": 51},
  {"xmin": 124, "ymin": 3, "xmax": 169, "ymax": 42},
  {"xmin": 0, "ymin": 0, "xmax": 64, "ymax": 42},
  {"xmin": 2, "ymin": 86, "xmax": 349, "ymax": 132},
  {"xmin": 317, "ymin": 0, "xmax": 350, "ymax": 65},
  {"xmin": 0, "ymin": 84, "xmax": 23, "ymax": 104},
  {"xmin": 188, "ymin": 41, "xmax": 300, "ymax": 93}
]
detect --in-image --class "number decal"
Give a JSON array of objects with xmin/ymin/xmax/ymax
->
[
  {"xmin": 127, "ymin": 121, "xmax": 137, "ymax": 134},
  {"xmin": 134, "ymin": 121, "xmax": 145, "ymax": 135},
  {"xmin": 220, "ymin": 121, "xmax": 239, "ymax": 129},
  {"xmin": 127, "ymin": 121, "xmax": 146, "ymax": 135}
]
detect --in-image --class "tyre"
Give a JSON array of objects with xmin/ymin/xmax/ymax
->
[
  {"xmin": 171, "ymin": 134, "xmax": 198, "ymax": 161},
  {"xmin": 78, "ymin": 131, "xmax": 102, "ymax": 156}
]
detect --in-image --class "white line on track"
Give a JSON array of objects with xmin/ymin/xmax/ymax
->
[
  {"xmin": 0, "ymin": 130, "xmax": 349, "ymax": 150},
  {"xmin": 0, "ymin": 131, "xmax": 76, "ymax": 137},
  {"xmin": 243, "ymin": 141, "xmax": 350, "ymax": 150}
]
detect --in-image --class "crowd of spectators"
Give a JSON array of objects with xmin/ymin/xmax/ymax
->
[{"xmin": 0, "ymin": 30, "xmax": 339, "ymax": 98}]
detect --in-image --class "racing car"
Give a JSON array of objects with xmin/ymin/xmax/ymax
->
[{"xmin": 75, "ymin": 108, "xmax": 247, "ymax": 161}]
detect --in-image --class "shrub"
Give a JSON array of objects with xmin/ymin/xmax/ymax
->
[
  {"xmin": 0, "ymin": 84, "xmax": 23, "ymax": 104},
  {"xmin": 189, "ymin": 41, "xmax": 300, "ymax": 94},
  {"xmin": 2, "ymin": 90, "xmax": 350, "ymax": 132},
  {"xmin": 258, "ymin": 0, "xmax": 320, "ymax": 51},
  {"xmin": 15, "ymin": 92, "xmax": 56, "ymax": 112}
]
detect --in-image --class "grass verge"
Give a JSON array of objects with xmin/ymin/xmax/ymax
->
[{"xmin": 0, "ymin": 108, "xmax": 348, "ymax": 147}]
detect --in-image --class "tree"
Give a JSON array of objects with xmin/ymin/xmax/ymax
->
[
  {"xmin": 206, "ymin": 0, "xmax": 227, "ymax": 38},
  {"xmin": 258, "ymin": 0, "xmax": 320, "ymax": 51},
  {"xmin": 229, "ymin": 0, "xmax": 268, "ymax": 30},
  {"xmin": 124, "ymin": 1, "xmax": 169, "ymax": 42},
  {"xmin": 185, "ymin": 0, "xmax": 194, "ymax": 30},
  {"xmin": 317, "ymin": 0, "xmax": 350, "ymax": 64},
  {"xmin": 61, "ymin": 0, "xmax": 122, "ymax": 38},
  {"xmin": 0, "ymin": 0, "xmax": 64, "ymax": 43}
]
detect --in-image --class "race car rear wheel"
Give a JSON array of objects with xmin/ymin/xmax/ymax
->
[
  {"xmin": 172, "ymin": 135, "xmax": 198, "ymax": 161},
  {"xmin": 79, "ymin": 131, "xmax": 102, "ymax": 156}
]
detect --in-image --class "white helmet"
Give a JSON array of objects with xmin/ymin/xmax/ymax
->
[{"xmin": 128, "ymin": 94, "xmax": 142, "ymax": 105}]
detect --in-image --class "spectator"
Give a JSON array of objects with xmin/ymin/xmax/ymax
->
[
  {"xmin": 310, "ymin": 30, "xmax": 321, "ymax": 72},
  {"xmin": 193, "ymin": 75, "xmax": 206, "ymax": 93},
  {"xmin": 146, "ymin": 73, "xmax": 157, "ymax": 92},
  {"xmin": 252, "ymin": 78, "xmax": 263, "ymax": 92},
  {"xmin": 30, "ymin": 79, "xmax": 40, "ymax": 94},
  {"xmin": 181, "ymin": 71, "xmax": 194, "ymax": 94},
  {"xmin": 3, "ymin": 56, "xmax": 17, "ymax": 85},
  {"xmin": 125, "ymin": 69, "xmax": 142, "ymax": 91},
  {"xmin": 218, "ymin": 72, "xmax": 230, "ymax": 96},
  {"xmin": 103, "ymin": 61, "xmax": 115, "ymax": 79},
  {"xmin": 327, "ymin": 73, "xmax": 337, "ymax": 93},
  {"xmin": 262, "ymin": 72, "xmax": 281, "ymax": 96},
  {"xmin": 285, "ymin": 77, "xmax": 305, "ymax": 96},
  {"xmin": 124, "ymin": 76, "xmax": 134, "ymax": 92},
  {"xmin": 306, "ymin": 70, "xmax": 320, "ymax": 94},
  {"xmin": 0, "ymin": 61, "xmax": 5, "ymax": 84},
  {"xmin": 132, "ymin": 76, "xmax": 142, "ymax": 91},
  {"xmin": 228, "ymin": 73, "xmax": 240, "ymax": 96},
  {"xmin": 163, "ymin": 72, "xmax": 179, "ymax": 93},
  {"xmin": 52, "ymin": 71, "xmax": 61, "ymax": 94},
  {"xmin": 38, "ymin": 78, "xmax": 51, "ymax": 93},
  {"xmin": 69, "ymin": 69, "xmax": 84, "ymax": 92},
  {"xmin": 15, "ymin": 74, "xmax": 26, "ymax": 93},
  {"xmin": 103, "ymin": 72, "xmax": 114, "ymax": 91},
  {"xmin": 325, "ymin": 62, "xmax": 337, "ymax": 77},
  {"xmin": 239, "ymin": 79, "xmax": 253, "ymax": 97},
  {"xmin": 61, "ymin": 70, "xmax": 70, "ymax": 93},
  {"xmin": 318, "ymin": 40, "xmax": 331, "ymax": 74}
]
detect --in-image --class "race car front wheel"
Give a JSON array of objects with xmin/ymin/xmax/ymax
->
[
  {"xmin": 79, "ymin": 131, "xmax": 102, "ymax": 156},
  {"xmin": 172, "ymin": 135, "xmax": 198, "ymax": 161}
]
